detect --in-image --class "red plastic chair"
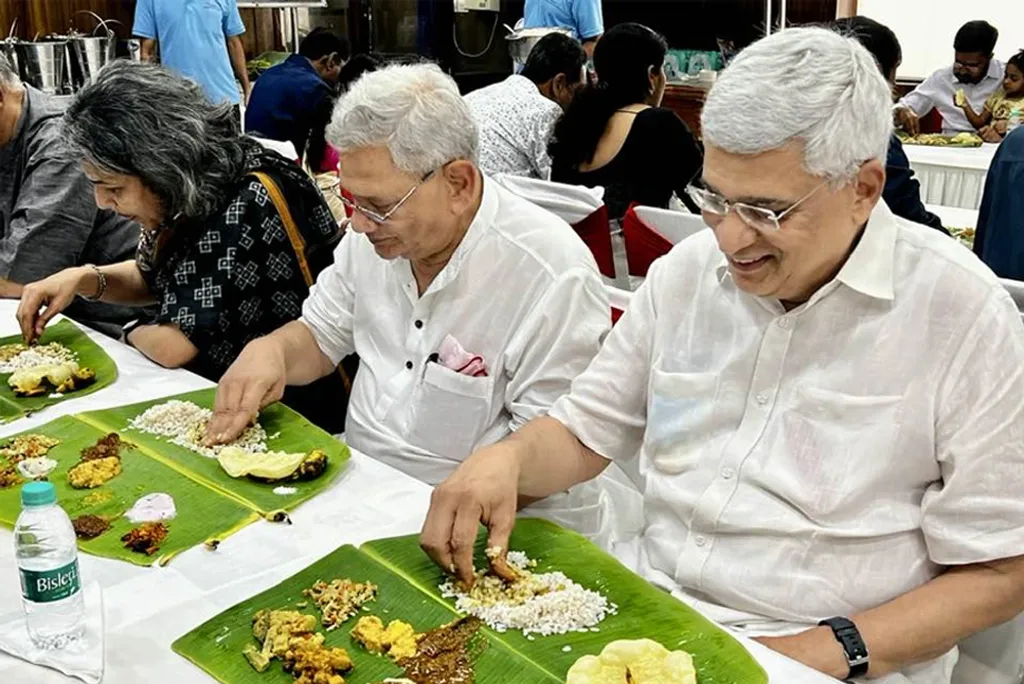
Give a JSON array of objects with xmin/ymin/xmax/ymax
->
[
  {"xmin": 572, "ymin": 205, "xmax": 615, "ymax": 279},
  {"xmin": 920, "ymin": 108, "xmax": 944, "ymax": 134},
  {"xmin": 622, "ymin": 204, "xmax": 673, "ymax": 278}
]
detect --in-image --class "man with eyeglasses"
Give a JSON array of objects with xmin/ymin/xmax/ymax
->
[
  {"xmin": 206, "ymin": 63, "xmax": 612, "ymax": 538},
  {"xmin": 421, "ymin": 28, "xmax": 1024, "ymax": 684},
  {"xmin": 896, "ymin": 20, "xmax": 1003, "ymax": 135}
]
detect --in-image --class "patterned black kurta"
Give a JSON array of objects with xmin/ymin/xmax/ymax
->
[{"xmin": 136, "ymin": 143, "xmax": 341, "ymax": 382}]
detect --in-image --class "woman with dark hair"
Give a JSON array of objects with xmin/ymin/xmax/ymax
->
[
  {"xmin": 549, "ymin": 23, "xmax": 703, "ymax": 219},
  {"xmin": 16, "ymin": 61, "xmax": 346, "ymax": 432}
]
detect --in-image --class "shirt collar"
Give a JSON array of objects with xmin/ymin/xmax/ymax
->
[
  {"xmin": 390, "ymin": 172, "xmax": 496, "ymax": 294},
  {"xmin": 713, "ymin": 201, "xmax": 897, "ymax": 302},
  {"xmin": 985, "ymin": 58, "xmax": 1003, "ymax": 81}
]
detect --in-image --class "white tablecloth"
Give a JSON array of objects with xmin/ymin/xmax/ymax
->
[
  {"xmin": 0, "ymin": 304, "xmax": 837, "ymax": 683},
  {"xmin": 905, "ymin": 143, "xmax": 999, "ymax": 210},
  {"xmin": 926, "ymin": 204, "xmax": 981, "ymax": 230}
]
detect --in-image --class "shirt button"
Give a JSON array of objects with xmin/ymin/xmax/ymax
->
[
  {"xmin": 414, "ymin": 320, "xmax": 423, "ymax": 329},
  {"xmin": 777, "ymin": 317, "xmax": 792, "ymax": 330},
  {"xmin": 694, "ymin": 535, "xmax": 708, "ymax": 548},
  {"xmin": 405, "ymin": 361, "xmax": 413, "ymax": 370},
  {"xmin": 755, "ymin": 392, "xmax": 768, "ymax": 406},
  {"xmin": 721, "ymin": 467, "xmax": 735, "ymax": 480}
]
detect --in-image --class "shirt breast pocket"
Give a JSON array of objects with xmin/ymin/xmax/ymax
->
[
  {"xmin": 646, "ymin": 369, "xmax": 718, "ymax": 475},
  {"xmin": 409, "ymin": 363, "xmax": 496, "ymax": 461},
  {"xmin": 777, "ymin": 385, "xmax": 904, "ymax": 515}
]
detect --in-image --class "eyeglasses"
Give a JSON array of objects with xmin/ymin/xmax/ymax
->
[
  {"xmin": 338, "ymin": 169, "xmax": 436, "ymax": 224},
  {"xmin": 684, "ymin": 181, "xmax": 829, "ymax": 233}
]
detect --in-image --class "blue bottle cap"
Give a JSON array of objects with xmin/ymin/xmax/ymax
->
[{"xmin": 21, "ymin": 481, "xmax": 56, "ymax": 507}]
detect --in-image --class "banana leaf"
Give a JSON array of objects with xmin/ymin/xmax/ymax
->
[
  {"xmin": 0, "ymin": 416, "xmax": 256, "ymax": 566},
  {"xmin": 0, "ymin": 320, "xmax": 118, "ymax": 423},
  {"xmin": 174, "ymin": 519, "xmax": 768, "ymax": 683},
  {"xmin": 0, "ymin": 389, "xmax": 350, "ymax": 565},
  {"xmin": 79, "ymin": 388, "xmax": 350, "ymax": 516}
]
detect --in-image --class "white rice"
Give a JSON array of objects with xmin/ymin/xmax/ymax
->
[
  {"xmin": 273, "ymin": 486, "xmax": 297, "ymax": 495},
  {"xmin": 0, "ymin": 344, "xmax": 77, "ymax": 373},
  {"xmin": 128, "ymin": 400, "xmax": 268, "ymax": 459},
  {"xmin": 439, "ymin": 551, "xmax": 616, "ymax": 637}
]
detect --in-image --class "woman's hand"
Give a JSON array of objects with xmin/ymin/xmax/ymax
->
[{"xmin": 16, "ymin": 267, "xmax": 94, "ymax": 344}]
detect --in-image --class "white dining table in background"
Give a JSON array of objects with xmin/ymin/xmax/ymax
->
[
  {"xmin": 0, "ymin": 302, "xmax": 838, "ymax": 683},
  {"xmin": 905, "ymin": 142, "xmax": 999, "ymax": 210}
]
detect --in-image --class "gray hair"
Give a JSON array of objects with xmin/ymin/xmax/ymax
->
[
  {"xmin": 327, "ymin": 62, "xmax": 478, "ymax": 177},
  {"xmin": 0, "ymin": 53, "xmax": 18, "ymax": 86},
  {"xmin": 62, "ymin": 60, "xmax": 255, "ymax": 222},
  {"xmin": 702, "ymin": 27, "xmax": 892, "ymax": 181}
]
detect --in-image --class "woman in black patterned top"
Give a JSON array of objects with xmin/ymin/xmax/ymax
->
[{"xmin": 16, "ymin": 62, "xmax": 346, "ymax": 431}]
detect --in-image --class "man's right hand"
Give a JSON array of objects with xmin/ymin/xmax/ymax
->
[
  {"xmin": 205, "ymin": 337, "xmax": 288, "ymax": 445},
  {"xmin": 420, "ymin": 442, "xmax": 522, "ymax": 588},
  {"xmin": 16, "ymin": 266, "xmax": 93, "ymax": 345},
  {"xmin": 895, "ymin": 107, "xmax": 921, "ymax": 136}
]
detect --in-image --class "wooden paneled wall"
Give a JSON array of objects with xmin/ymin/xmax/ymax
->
[{"xmin": 0, "ymin": 0, "xmax": 283, "ymax": 57}]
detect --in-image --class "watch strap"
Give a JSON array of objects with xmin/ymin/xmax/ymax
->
[{"xmin": 819, "ymin": 617, "xmax": 869, "ymax": 680}]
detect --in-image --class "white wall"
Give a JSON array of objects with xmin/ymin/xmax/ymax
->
[{"xmin": 857, "ymin": 0, "xmax": 1023, "ymax": 79}]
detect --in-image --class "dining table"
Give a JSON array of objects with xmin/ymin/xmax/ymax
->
[
  {"xmin": 904, "ymin": 141, "xmax": 1000, "ymax": 210},
  {"xmin": 0, "ymin": 301, "xmax": 839, "ymax": 683}
]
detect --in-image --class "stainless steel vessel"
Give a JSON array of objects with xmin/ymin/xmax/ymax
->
[
  {"xmin": 66, "ymin": 34, "xmax": 116, "ymax": 89},
  {"xmin": 14, "ymin": 40, "xmax": 68, "ymax": 94}
]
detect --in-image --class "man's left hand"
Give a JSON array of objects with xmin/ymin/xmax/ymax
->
[{"xmin": 754, "ymin": 627, "xmax": 852, "ymax": 680}]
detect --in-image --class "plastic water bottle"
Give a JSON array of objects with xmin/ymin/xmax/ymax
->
[
  {"xmin": 14, "ymin": 482, "xmax": 85, "ymax": 649},
  {"xmin": 1008, "ymin": 108, "xmax": 1022, "ymax": 134}
]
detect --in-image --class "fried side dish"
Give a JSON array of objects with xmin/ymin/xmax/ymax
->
[
  {"xmin": 67, "ymin": 456, "xmax": 122, "ymax": 489},
  {"xmin": 283, "ymin": 632, "xmax": 354, "ymax": 684},
  {"xmin": 81, "ymin": 433, "xmax": 134, "ymax": 462},
  {"xmin": 120, "ymin": 522, "xmax": 168, "ymax": 555},
  {"xmin": 303, "ymin": 578, "xmax": 378, "ymax": 631},
  {"xmin": 72, "ymin": 514, "xmax": 111, "ymax": 540},
  {"xmin": 0, "ymin": 343, "xmax": 27, "ymax": 363},
  {"xmin": 0, "ymin": 463, "xmax": 22, "ymax": 489},
  {"xmin": 244, "ymin": 609, "xmax": 319, "ymax": 672},
  {"xmin": 566, "ymin": 639, "xmax": 697, "ymax": 684},
  {"xmin": 399, "ymin": 617, "xmax": 485, "ymax": 684},
  {"xmin": 243, "ymin": 609, "xmax": 354, "ymax": 684},
  {"xmin": 351, "ymin": 616, "xmax": 420, "ymax": 661},
  {"xmin": 0, "ymin": 434, "xmax": 60, "ymax": 463}
]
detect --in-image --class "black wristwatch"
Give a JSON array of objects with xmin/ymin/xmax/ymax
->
[{"xmin": 819, "ymin": 617, "xmax": 869, "ymax": 680}]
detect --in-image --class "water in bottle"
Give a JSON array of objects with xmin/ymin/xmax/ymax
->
[{"xmin": 14, "ymin": 481, "xmax": 85, "ymax": 649}]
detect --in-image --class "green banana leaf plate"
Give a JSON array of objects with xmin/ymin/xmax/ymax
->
[
  {"xmin": 173, "ymin": 518, "xmax": 768, "ymax": 683},
  {"xmin": 0, "ymin": 389, "xmax": 350, "ymax": 566},
  {"xmin": 0, "ymin": 319, "xmax": 118, "ymax": 423}
]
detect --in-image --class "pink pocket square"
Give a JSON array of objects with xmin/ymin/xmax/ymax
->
[{"xmin": 437, "ymin": 334, "xmax": 488, "ymax": 377}]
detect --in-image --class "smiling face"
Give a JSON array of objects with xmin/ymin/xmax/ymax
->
[
  {"xmin": 700, "ymin": 143, "xmax": 885, "ymax": 305},
  {"xmin": 83, "ymin": 162, "xmax": 164, "ymax": 230},
  {"xmin": 338, "ymin": 146, "xmax": 480, "ymax": 264}
]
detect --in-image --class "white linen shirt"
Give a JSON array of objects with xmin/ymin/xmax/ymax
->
[
  {"xmin": 301, "ymin": 177, "xmax": 611, "ymax": 535},
  {"xmin": 550, "ymin": 203, "xmax": 1024, "ymax": 684},
  {"xmin": 464, "ymin": 75, "xmax": 562, "ymax": 180},
  {"xmin": 898, "ymin": 60, "xmax": 1005, "ymax": 134}
]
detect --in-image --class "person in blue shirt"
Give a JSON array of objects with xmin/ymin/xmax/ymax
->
[
  {"xmin": 524, "ymin": 0, "xmax": 603, "ymax": 57},
  {"xmin": 834, "ymin": 16, "xmax": 947, "ymax": 234},
  {"xmin": 246, "ymin": 28, "xmax": 350, "ymax": 171},
  {"xmin": 974, "ymin": 126, "xmax": 1024, "ymax": 280},
  {"xmin": 133, "ymin": 0, "xmax": 251, "ymax": 107}
]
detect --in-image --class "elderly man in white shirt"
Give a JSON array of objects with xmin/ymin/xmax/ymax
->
[
  {"xmin": 421, "ymin": 27, "xmax": 1024, "ymax": 684},
  {"xmin": 896, "ymin": 20, "xmax": 1004, "ymax": 135},
  {"xmin": 465, "ymin": 32, "xmax": 586, "ymax": 180},
  {"xmin": 206, "ymin": 63, "xmax": 611, "ymax": 536}
]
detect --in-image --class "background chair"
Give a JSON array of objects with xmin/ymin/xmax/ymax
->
[
  {"xmin": 634, "ymin": 205, "xmax": 708, "ymax": 244},
  {"xmin": 492, "ymin": 174, "xmax": 615, "ymax": 279}
]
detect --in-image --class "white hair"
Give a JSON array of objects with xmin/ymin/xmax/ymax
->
[
  {"xmin": 701, "ymin": 27, "xmax": 893, "ymax": 181},
  {"xmin": 326, "ymin": 62, "xmax": 478, "ymax": 177}
]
